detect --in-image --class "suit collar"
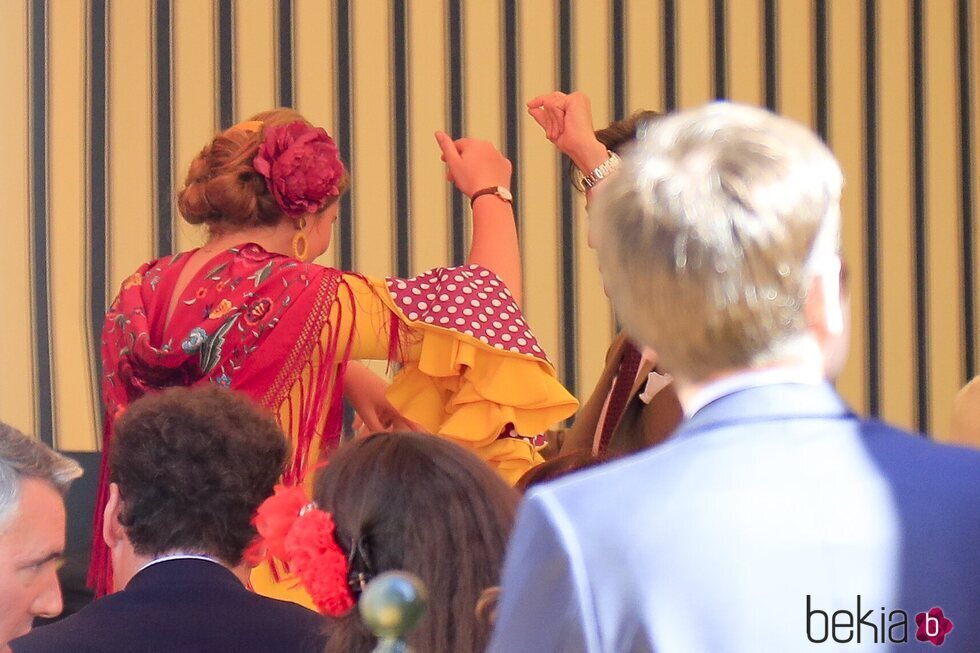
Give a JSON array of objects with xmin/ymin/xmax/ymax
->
[
  {"xmin": 675, "ymin": 382, "xmax": 855, "ymax": 439},
  {"xmin": 125, "ymin": 557, "xmax": 244, "ymax": 593}
]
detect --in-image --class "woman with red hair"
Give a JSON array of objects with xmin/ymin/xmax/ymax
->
[{"xmin": 94, "ymin": 109, "xmax": 576, "ymax": 604}]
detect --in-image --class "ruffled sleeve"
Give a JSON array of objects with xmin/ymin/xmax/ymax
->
[{"xmin": 334, "ymin": 265, "xmax": 578, "ymax": 484}]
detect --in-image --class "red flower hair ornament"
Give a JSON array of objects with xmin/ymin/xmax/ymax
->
[
  {"xmin": 253, "ymin": 121, "xmax": 346, "ymax": 219},
  {"xmin": 251, "ymin": 484, "xmax": 356, "ymax": 616}
]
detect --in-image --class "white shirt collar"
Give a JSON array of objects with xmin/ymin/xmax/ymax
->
[
  {"xmin": 682, "ymin": 365, "xmax": 824, "ymax": 417},
  {"xmin": 135, "ymin": 553, "xmax": 224, "ymax": 576}
]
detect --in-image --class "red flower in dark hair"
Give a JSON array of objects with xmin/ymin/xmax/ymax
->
[
  {"xmin": 253, "ymin": 121, "xmax": 345, "ymax": 218},
  {"xmin": 286, "ymin": 510, "xmax": 356, "ymax": 616},
  {"xmin": 252, "ymin": 484, "xmax": 308, "ymax": 561},
  {"xmin": 252, "ymin": 484, "xmax": 356, "ymax": 617}
]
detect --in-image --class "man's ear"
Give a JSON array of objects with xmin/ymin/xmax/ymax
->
[
  {"xmin": 102, "ymin": 483, "xmax": 125, "ymax": 549},
  {"xmin": 805, "ymin": 257, "xmax": 844, "ymax": 340}
]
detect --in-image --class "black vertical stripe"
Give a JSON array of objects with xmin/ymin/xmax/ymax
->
[
  {"xmin": 911, "ymin": 0, "xmax": 929, "ymax": 432},
  {"xmin": 448, "ymin": 0, "xmax": 465, "ymax": 266},
  {"xmin": 712, "ymin": 0, "xmax": 726, "ymax": 99},
  {"xmin": 153, "ymin": 0, "xmax": 173, "ymax": 257},
  {"xmin": 558, "ymin": 0, "xmax": 577, "ymax": 397},
  {"xmin": 813, "ymin": 0, "xmax": 829, "ymax": 141},
  {"xmin": 663, "ymin": 0, "xmax": 677, "ymax": 111},
  {"xmin": 88, "ymin": 0, "xmax": 109, "ymax": 446},
  {"xmin": 863, "ymin": 0, "xmax": 881, "ymax": 419},
  {"xmin": 277, "ymin": 0, "xmax": 294, "ymax": 108},
  {"xmin": 336, "ymin": 1, "xmax": 355, "ymax": 438},
  {"xmin": 611, "ymin": 0, "xmax": 626, "ymax": 119},
  {"xmin": 611, "ymin": 0, "xmax": 626, "ymax": 336},
  {"xmin": 763, "ymin": 0, "xmax": 778, "ymax": 111},
  {"xmin": 29, "ymin": 0, "xmax": 53, "ymax": 447},
  {"xmin": 504, "ymin": 0, "xmax": 521, "ymax": 227},
  {"xmin": 392, "ymin": 0, "xmax": 410, "ymax": 278},
  {"xmin": 958, "ymin": 0, "xmax": 976, "ymax": 381},
  {"xmin": 217, "ymin": 0, "xmax": 234, "ymax": 128},
  {"xmin": 336, "ymin": 0, "xmax": 354, "ymax": 271}
]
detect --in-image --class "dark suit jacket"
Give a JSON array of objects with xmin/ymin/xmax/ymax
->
[
  {"xmin": 554, "ymin": 332, "xmax": 682, "ymax": 458},
  {"xmin": 491, "ymin": 383, "xmax": 980, "ymax": 652},
  {"xmin": 11, "ymin": 559, "xmax": 326, "ymax": 653}
]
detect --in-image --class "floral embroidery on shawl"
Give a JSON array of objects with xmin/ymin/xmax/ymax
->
[{"xmin": 91, "ymin": 244, "xmax": 352, "ymax": 596}]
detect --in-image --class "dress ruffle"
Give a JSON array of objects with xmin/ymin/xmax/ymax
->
[{"xmin": 380, "ymin": 272, "xmax": 579, "ymax": 484}]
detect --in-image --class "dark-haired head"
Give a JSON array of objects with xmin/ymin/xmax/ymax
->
[
  {"xmin": 177, "ymin": 108, "xmax": 349, "ymax": 237},
  {"xmin": 108, "ymin": 386, "xmax": 288, "ymax": 565},
  {"xmin": 314, "ymin": 432, "xmax": 519, "ymax": 653}
]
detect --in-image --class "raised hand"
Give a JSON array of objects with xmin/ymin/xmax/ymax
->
[
  {"xmin": 527, "ymin": 91, "xmax": 609, "ymax": 175},
  {"xmin": 435, "ymin": 132, "xmax": 512, "ymax": 198}
]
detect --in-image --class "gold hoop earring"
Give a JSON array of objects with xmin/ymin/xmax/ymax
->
[{"xmin": 292, "ymin": 217, "xmax": 309, "ymax": 261}]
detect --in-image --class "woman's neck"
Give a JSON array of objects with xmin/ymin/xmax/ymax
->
[{"xmin": 201, "ymin": 223, "xmax": 296, "ymax": 258}]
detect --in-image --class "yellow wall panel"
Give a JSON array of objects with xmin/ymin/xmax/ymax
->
[
  {"xmin": 172, "ymin": 0, "xmax": 215, "ymax": 252},
  {"xmin": 875, "ymin": 0, "xmax": 916, "ymax": 431},
  {"xmin": 925, "ymin": 0, "xmax": 964, "ymax": 439},
  {"xmin": 518, "ymin": 0, "xmax": 560, "ymax": 379},
  {"xmin": 351, "ymin": 0, "xmax": 393, "ymax": 277},
  {"xmin": 725, "ymin": 0, "xmax": 762, "ymax": 106},
  {"xmin": 408, "ymin": 0, "xmax": 450, "ymax": 274},
  {"xmin": 464, "ymin": 0, "xmax": 503, "ymax": 142},
  {"xmin": 676, "ymin": 0, "xmax": 713, "ymax": 108},
  {"xmin": 235, "ymin": 0, "xmax": 276, "ymax": 122},
  {"xmin": 574, "ymin": 0, "xmax": 615, "ymax": 399},
  {"xmin": 49, "ymin": 0, "xmax": 96, "ymax": 450},
  {"xmin": 0, "ymin": 0, "xmax": 34, "ymax": 435},
  {"xmin": 625, "ymin": 0, "xmax": 664, "ymax": 112},
  {"xmin": 109, "ymin": 0, "xmax": 154, "ymax": 293},
  {"xmin": 777, "ymin": 0, "xmax": 814, "ymax": 127},
  {"xmin": 829, "ymin": 0, "xmax": 868, "ymax": 415},
  {"xmin": 293, "ymin": 0, "xmax": 335, "ymax": 128},
  {"xmin": 294, "ymin": 0, "xmax": 338, "ymax": 269}
]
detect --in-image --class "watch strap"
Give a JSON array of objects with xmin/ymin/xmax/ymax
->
[
  {"xmin": 470, "ymin": 186, "xmax": 512, "ymax": 207},
  {"xmin": 582, "ymin": 152, "xmax": 622, "ymax": 189}
]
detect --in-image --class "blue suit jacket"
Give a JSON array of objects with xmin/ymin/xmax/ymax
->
[
  {"xmin": 488, "ymin": 383, "xmax": 980, "ymax": 652},
  {"xmin": 11, "ymin": 559, "xmax": 326, "ymax": 653}
]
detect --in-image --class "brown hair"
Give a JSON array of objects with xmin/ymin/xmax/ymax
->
[
  {"xmin": 570, "ymin": 109, "xmax": 662, "ymax": 190},
  {"xmin": 315, "ymin": 432, "xmax": 519, "ymax": 653},
  {"xmin": 177, "ymin": 108, "xmax": 348, "ymax": 235},
  {"xmin": 514, "ymin": 450, "xmax": 604, "ymax": 493},
  {"xmin": 109, "ymin": 386, "xmax": 288, "ymax": 565}
]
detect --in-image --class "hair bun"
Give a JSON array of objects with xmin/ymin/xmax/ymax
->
[{"xmin": 177, "ymin": 129, "xmax": 282, "ymax": 232}]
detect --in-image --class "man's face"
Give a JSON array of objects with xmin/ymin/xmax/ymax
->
[{"xmin": 0, "ymin": 478, "xmax": 66, "ymax": 649}]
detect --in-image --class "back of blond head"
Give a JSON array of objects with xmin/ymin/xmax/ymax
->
[{"xmin": 590, "ymin": 102, "xmax": 844, "ymax": 382}]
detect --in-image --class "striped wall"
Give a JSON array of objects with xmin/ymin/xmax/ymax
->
[{"xmin": 1, "ymin": 0, "xmax": 978, "ymax": 451}]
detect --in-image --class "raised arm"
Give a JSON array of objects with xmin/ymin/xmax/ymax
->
[
  {"xmin": 527, "ymin": 91, "xmax": 615, "ymax": 205},
  {"xmin": 435, "ymin": 132, "xmax": 522, "ymax": 305}
]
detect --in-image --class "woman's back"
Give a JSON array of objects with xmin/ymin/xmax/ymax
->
[{"xmin": 93, "ymin": 108, "xmax": 577, "ymax": 598}]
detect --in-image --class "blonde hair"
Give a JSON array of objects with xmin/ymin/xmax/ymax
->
[{"xmin": 590, "ymin": 102, "xmax": 843, "ymax": 382}]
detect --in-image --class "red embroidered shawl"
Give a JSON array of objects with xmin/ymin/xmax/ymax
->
[{"xmin": 91, "ymin": 244, "xmax": 353, "ymax": 595}]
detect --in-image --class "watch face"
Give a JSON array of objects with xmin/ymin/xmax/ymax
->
[{"xmin": 496, "ymin": 186, "xmax": 514, "ymax": 201}]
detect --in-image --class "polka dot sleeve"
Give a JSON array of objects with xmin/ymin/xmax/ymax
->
[{"xmin": 331, "ymin": 265, "xmax": 578, "ymax": 484}]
